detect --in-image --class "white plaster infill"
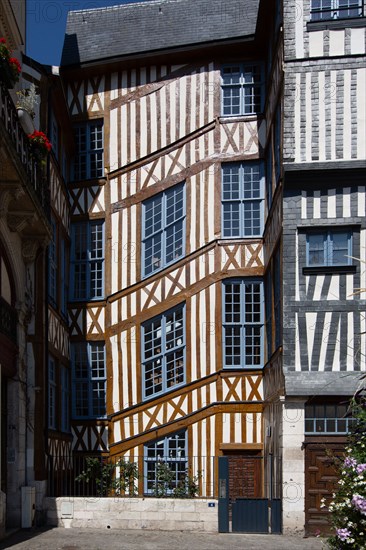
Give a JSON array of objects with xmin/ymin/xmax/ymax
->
[{"xmin": 44, "ymin": 497, "xmax": 218, "ymax": 532}]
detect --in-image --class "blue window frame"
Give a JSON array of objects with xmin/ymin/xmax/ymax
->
[
  {"xmin": 221, "ymin": 64, "xmax": 264, "ymax": 116},
  {"xmin": 142, "ymin": 183, "xmax": 185, "ymax": 277},
  {"xmin": 305, "ymin": 402, "xmax": 357, "ymax": 434},
  {"xmin": 265, "ymin": 269, "xmax": 273, "ymax": 361},
  {"xmin": 72, "ymin": 342, "xmax": 106, "ymax": 419},
  {"xmin": 61, "ymin": 365, "xmax": 70, "ymax": 432},
  {"xmin": 60, "ymin": 238, "xmax": 68, "ymax": 318},
  {"xmin": 144, "ymin": 431, "xmax": 187, "ymax": 495},
  {"xmin": 48, "ymin": 217, "xmax": 57, "ymax": 306},
  {"xmin": 223, "ymin": 280, "xmax": 264, "ymax": 368},
  {"xmin": 274, "ymin": 249, "xmax": 282, "ymax": 350},
  {"xmin": 48, "ymin": 356, "xmax": 57, "ymax": 430},
  {"xmin": 222, "ymin": 162, "xmax": 265, "ymax": 238},
  {"xmin": 306, "ymin": 230, "xmax": 352, "ymax": 267},
  {"xmin": 310, "ymin": 0, "xmax": 363, "ymax": 20},
  {"xmin": 142, "ymin": 305, "xmax": 185, "ymax": 399},
  {"xmin": 71, "ymin": 220, "xmax": 104, "ymax": 301},
  {"xmin": 274, "ymin": 105, "xmax": 281, "ymax": 184},
  {"xmin": 73, "ymin": 120, "xmax": 103, "ymax": 180}
]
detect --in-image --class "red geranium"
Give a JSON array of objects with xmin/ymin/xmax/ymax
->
[
  {"xmin": 9, "ymin": 57, "xmax": 21, "ymax": 74},
  {"xmin": 28, "ymin": 130, "xmax": 52, "ymax": 153},
  {"xmin": 0, "ymin": 37, "xmax": 21, "ymax": 83}
]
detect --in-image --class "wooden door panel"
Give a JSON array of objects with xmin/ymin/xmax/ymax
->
[{"xmin": 305, "ymin": 442, "xmax": 345, "ymax": 536}]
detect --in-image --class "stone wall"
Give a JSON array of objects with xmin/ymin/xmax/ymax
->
[{"xmin": 44, "ymin": 497, "xmax": 218, "ymax": 532}]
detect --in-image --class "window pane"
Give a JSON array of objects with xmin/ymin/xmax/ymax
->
[
  {"xmin": 223, "ymin": 88, "xmax": 241, "ymax": 116},
  {"xmin": 308, "ymin": 233, "xmax": 326, "ymax": 265},
  {"xmin": 143, "ymin": 307, "xmax": 185, "ymax": 399},
  {"xmin": 332, "ymin": 232, "xmax": 349, "ymax": 265},
  {"xmin": 222, "ymin": 166, "xmax": 240, "ymax": 200},
  {"xmin": 142, "ymin": 184, "xmax": 185, "ymax": 276},
  {"xmin": 165, "ymin": 221, "xmax": 184, "ymax": 264},
  {"xmin": 224, "ymin": 283, "xmax": 241, "ymax": 323},
  {"xmin": 224, "ymin": 280, "xmax": 263, "ymax": 368},
  {"xmin": 144, "ymin": 235, "xmax": 162, "ymax": 275},
  {"xmin": 224, "ymin": 326, "xmax": 241, "ymax": 366}
]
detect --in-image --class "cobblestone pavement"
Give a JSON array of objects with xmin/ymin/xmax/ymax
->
[{"xmin": 0, "ymin": 527, "xmax": 326, "ymax": 550}]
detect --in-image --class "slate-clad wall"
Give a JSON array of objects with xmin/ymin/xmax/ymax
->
[{"xmin": 282, "ymin": 176, "xmax": 366, "ymax": 393}]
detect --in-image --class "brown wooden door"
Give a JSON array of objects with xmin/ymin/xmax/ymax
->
[
  {"xmin": 305, "ymin": 441, "xmax": 346, "ymax": 536},
  {"xmin": 224, "ymin": 451, "xmax": 262, "ymax": 501}
]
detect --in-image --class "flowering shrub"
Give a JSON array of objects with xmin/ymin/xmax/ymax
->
[
  {"xmin": 323, "ymin": 392, "xmax": 366, "ymax": 549},
  {"xmin": 0, "ymin": 38, "xmax": 21, "ymax": 85}
]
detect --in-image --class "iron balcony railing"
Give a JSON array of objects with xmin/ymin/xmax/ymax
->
[
  {"xmin": 0, "ymin": 83, "xmax": 50, "ymax": 217},
  {"xmin": 0, "ymin": 297, "xmax": 17, "ymax": 344}
]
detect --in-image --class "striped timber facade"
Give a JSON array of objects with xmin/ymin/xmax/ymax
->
[
  {"xmin": 279, "ymin": 0, "xmax": 366, "ymax": 536},
  {"xmin": 60, "ymin": 1, "xmax": 282, "ymax": 500},
  {"xmin": 53, "ymin": 0, "xmax": 366, "ymax": 536}
]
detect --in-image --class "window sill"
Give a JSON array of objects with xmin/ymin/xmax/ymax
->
[
  {"xmin": 303, "ymin": 265, "xmax": 357, "ymax": 275},
  {"xmin": 219, "ymin": 114, "xmax": 263, "ymax": 124},
  {"xmin": 307, "ymin": 17, "xmax": 365, "ymax": 32}
]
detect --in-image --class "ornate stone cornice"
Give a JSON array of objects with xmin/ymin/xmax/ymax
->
[
  {"xmin": 0, "ymin": 185, "xmax": 25, "ymax": 218},
  {"xmin": 7, "ymin": 211, "xmax": 37, "ymax": 233}
]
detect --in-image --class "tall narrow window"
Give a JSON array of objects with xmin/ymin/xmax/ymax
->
[
  {"xmin": 144, "ymin": 431, "xmax": 187, "ymax": 495},
  {"xmin": 142, "ymin": 305, "xmax": 185, "ymax": 399},
  {"xmin": 274, "ymin": 105, "xmax": 281, "ymax": 184},
  {"xmin": 60, "ymin": 238, "xmax": 68, "ymax": 317},
  {"xmin": 71, "ymin": 221, "xmax": 104, "ymax": 300},
  {"xmin": 73, "ymin": 120, "xmax": 103, "ymax": 180},
  {"xmin": 221, "ymin": 64, "xmax": 264, "ymax": 116},
  {"xmin": 223, "ymin": 280, "xmax": 264, "ymax": 368},
  {"xmin": 48, "ymin": 217, "xmax": 57, "ymax": 306},
  {"xmin": 274, "ymin": 248, "xmax": 282, "ymax": 350},
  {"xmin": 265, "ymin": 269, "xmax": 273, "ymax": 361},
  {"xmin": 48, "ymin": 356, "xmax": 57, "ymax": 429},
  {"xmin": 72, "ymin": 342, "xmax": 106, "ymax": 419},
  {"xmin": 222, "ymin": 162, "xmax": 265, "ymax": 238},
  {"xmin": 61, "ymin": 365, "xmax": 70, "ymax": 432},
  {"xmin": 310, "ymin": 0, "xmax": 363, "ymax": 20},
  {"xmin": 142, "ymin": 183, "xmax": 185, "ymax": 277}
]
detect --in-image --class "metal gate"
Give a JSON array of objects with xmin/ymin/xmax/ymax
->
[{"xmin": 218, "ymin": 454, "xmax": 281, "ymax": 534}]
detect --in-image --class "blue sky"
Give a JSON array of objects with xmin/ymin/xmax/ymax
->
[{"xmin": 26, "ymin": 0, "xmax": 151, "ymax": 66}]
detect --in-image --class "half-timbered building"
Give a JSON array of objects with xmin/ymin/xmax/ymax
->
[
  {"xmin": 48, "ymin": 0, "xmax": 366, "ymax": 536},
  {"xmin": 280, "ymin": 0, "xmax": 366, "ymax": 536},
  {"xmin": 60, "ymin": 0, "xmax": 280, "ymax": 520}
]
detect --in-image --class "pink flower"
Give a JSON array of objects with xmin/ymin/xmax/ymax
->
[{"xmin": 336, "ymin": 528, "xmax": 351, "ymax": 541}]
